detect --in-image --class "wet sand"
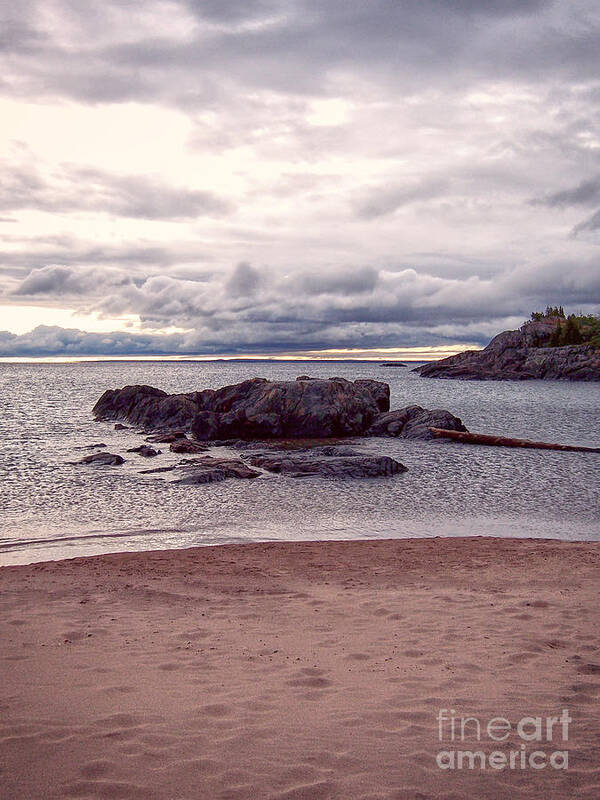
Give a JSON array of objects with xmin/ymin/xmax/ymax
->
[{"xmin": 1, "ymin": 537, "xmax": 599, "ymax": 799}]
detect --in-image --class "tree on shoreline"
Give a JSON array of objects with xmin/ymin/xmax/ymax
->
[{"xmin": 529, "ymin": 308, "xmax": 600, "ymax": 348}]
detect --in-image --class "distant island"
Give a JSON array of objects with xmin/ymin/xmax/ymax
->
[{"xmin": 415, "ymin": 308, "xmax": 600, "ymax": 381}]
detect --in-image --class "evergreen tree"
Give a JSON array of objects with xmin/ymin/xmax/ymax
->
[
  {"xmin": 563, "ymin": 315, "xmax": 582, "ymax": 345},
  {"xmin": 549, "ymin": 321, "xmax": 562, "ymax": 347}
]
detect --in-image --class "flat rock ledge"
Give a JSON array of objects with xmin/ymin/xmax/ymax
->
[{"xmin": 246, "ymin": 453, "xmax": 407, "ymax": 478}]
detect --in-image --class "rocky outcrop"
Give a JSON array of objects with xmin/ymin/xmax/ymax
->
[
  {"xmin": 367, "ymin": 405, "xmax": 467, "ymax": 439},
  {"xmin": 94, "ymin": 377, "xmax": 467, "ymax": 441},
  {"xmin": 246, "ymin": 452, "xmax": 407, "ymax": 478},
  {"xmin": 415, "ymin": 318, "xmax": 600, "ymax": 381},
  {"xmin": 94, "ymin": 377, "xmax": 390, "ymax": 438}
]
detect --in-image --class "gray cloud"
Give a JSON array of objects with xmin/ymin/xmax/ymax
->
[
  {"xmin": 1, "ymin": 1, "xmax": 598, "ymax": 107},
  {"xmin": 532, "ymin": 176, "xmax": 600, "ymax": 208},
  {"xmin": 0, "ymin": 161, "xmax": 233, "ymax": 220},
  {"xmin": 0, "ymin": 325, "xmax": 186, "ymax": 357},
  {"xmin": 1, "ymin": 251, "xmax": 599, "ymax": 357},
  {"xmin": 356, "ymin": 180, "xmax": 449, "ymax": 219},
  {"xmin": 572, "ymin": 209, "xmax": 600, "ymax": 235},
  {"xmin": 297, "ymin": 267, "xmax": 378, "ymax": 296},
  {"xmin": 531, "ymin": 176, "xmax": 600, "ymax": 237},
  {"xmin": 7, "ymin": 255, "xmax": 592, "ymax": 351},
  {"xmin": 11, "ymin": 265, "xmax": 132, "ymax": 296},
  {"xmin": 226, "ymin": 262, "xmax": 262, "ymax": 297}
]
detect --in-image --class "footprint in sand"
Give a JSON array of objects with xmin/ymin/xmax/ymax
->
[
  {"xmin": 199, "ymin": 703, "xmax": 232, "ymax": 717},
  {"xmin": 286, "ymin": 667, "xmax": 333, "ymax": 689},
  {"xmin": 577, "ymin": 662, "xmax": 600, "ymax": 675},
  {"xmin": 79, "ymin": 760, "xmax": 112, "ymax": 779}
]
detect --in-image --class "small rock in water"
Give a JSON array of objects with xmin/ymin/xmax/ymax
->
[
  {"xmin": 173, "ymin": 456, "xmax": 261, "ymax": 484},
  {"xmin": 169, "ymin": 439, "xmax": 209, "ymax": 454},
  {"xmin": 146, "ymin": 430, "xmax": 188, "ymax": 443},
  {"xmin": 174, "ymin": 469, "xmax": 228, "ymax": 485},
  {"xmin": 127, "ymin": 445, "xmax": 161, "ymax": 457},
  {"xmin": 78, "ymin": 452, "xmax": 125, "ymax": 466},
  {"xmin": 114, "ymin": 423, "xmax": 129, "ymax": 430}
]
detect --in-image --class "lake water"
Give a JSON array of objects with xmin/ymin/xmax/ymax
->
[{"xmin": 1, "ymin": 360, "xmax": 599, "ymax": 565}]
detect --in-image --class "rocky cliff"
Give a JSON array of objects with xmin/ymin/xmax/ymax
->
[{"xmin": 415, "ymin": 318, "xmax": 600, "ymax": 381}]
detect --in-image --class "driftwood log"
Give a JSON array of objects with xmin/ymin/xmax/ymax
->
[{"xmin": 429, "ymin": 427, "xmax": 600, "ymax": 454}]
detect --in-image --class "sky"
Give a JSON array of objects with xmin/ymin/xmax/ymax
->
[{"xmin": 1, "ymin": 0, "xmax": 599, "ymax": 359}]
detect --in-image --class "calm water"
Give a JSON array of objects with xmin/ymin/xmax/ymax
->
[{"xmin": 0, "ymin": 361, "xmax": 599, "ymax": 565}]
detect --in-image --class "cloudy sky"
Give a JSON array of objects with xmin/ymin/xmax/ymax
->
[{"xmin": 1, "ymin": 0, "xmax": 599, "ymax": 358}]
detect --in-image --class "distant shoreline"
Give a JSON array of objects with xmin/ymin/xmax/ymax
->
[{"xmin": 0, "ymin": 357, "xmax": 432, "ymax": 365}]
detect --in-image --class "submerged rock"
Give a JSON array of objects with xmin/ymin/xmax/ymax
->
[
  {"xmin": 78, "ymin": 452, "xmax": 125, "ymax": 466},
  {"xmin": 246, "ymin": 453, "xmax": 407, "ymax": 478}
]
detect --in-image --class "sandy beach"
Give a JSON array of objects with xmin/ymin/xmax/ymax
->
[{"xmin": 1, "ymin": 537, "xmax": 599, "ymax": 800}]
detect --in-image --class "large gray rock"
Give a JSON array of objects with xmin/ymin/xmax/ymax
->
[
  {"xmin": 245, "ymin": 453, "xmax": 407, "ymax": 478},
  {"xmin": 368, "ymin": 405, "xmax": 467, "ymax": 439},
  {"xmin": 94, "ymin": 377, "xmax": 389, "ymax": 438},
  {"xmin": 415, "ymin": 318, "xmax": 600, "ymax": 381}
]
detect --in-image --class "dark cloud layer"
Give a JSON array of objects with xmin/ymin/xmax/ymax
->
[
  {"xmin": 533, "ymin": 176, "xmax": 600, "ymax": 208},
  {"xmin": 2, "ymin": 255, "xmax": 599, "ymax": 356},
  {"xmin": 531, "ymin": 176, "xmax": 600, "ymax": 237},
  {"xmin": 0, "ymin": 161, "xmax": 232, "ymax": 220},
  {"xmin": 12, "ymin": 265, "xmax": 132, "ymax": 296},
  {"xmin": 1, "ymin": 0, "xmax": 598, "ymax": 106}
]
